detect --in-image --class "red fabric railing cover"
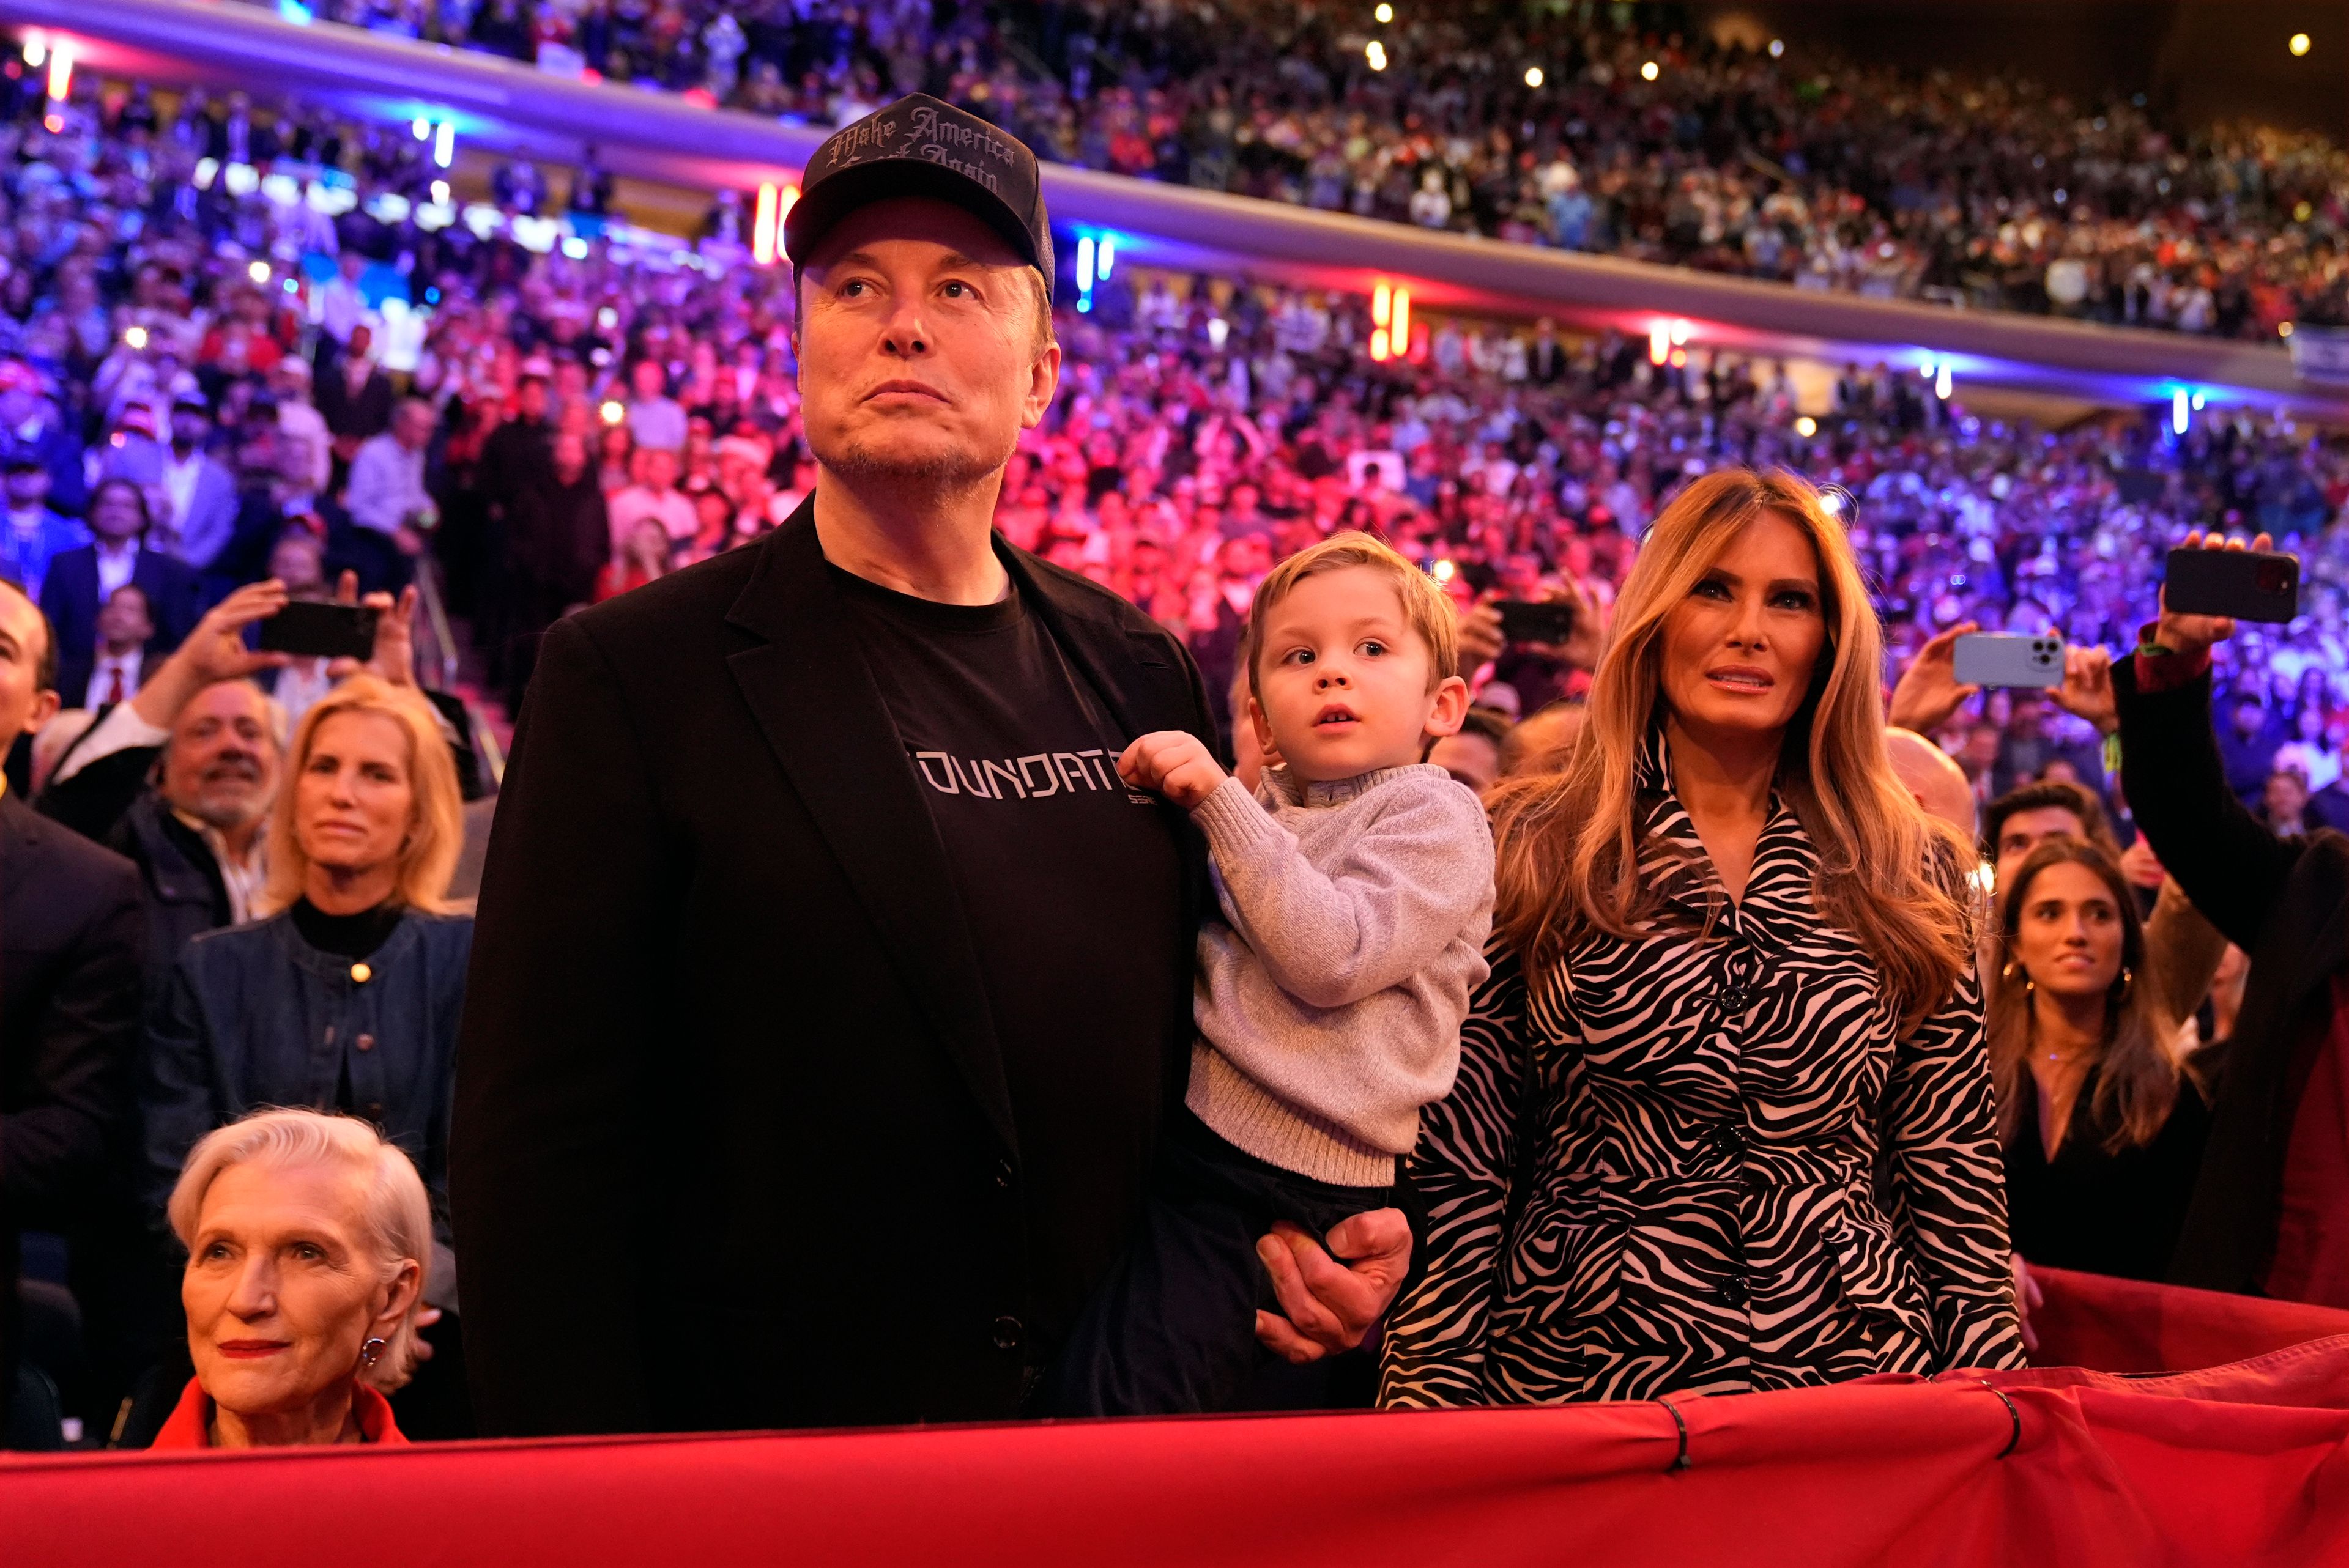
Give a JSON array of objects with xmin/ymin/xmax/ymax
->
[
  {"xmin": 7, "ymin": 1333, "xmax": 2349, "ymax": 1567},
  {"xmin": 2028, "ymin": 1263, "xmax": 2349, "ymax": 1373}
]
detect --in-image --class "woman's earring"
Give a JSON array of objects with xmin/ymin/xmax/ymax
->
[
  {"xmin": 2003, "ymin": 959, "xmax": 2032, "ymax": 993},
  {"xmin": 359, "ymin": 1337, "xmax": 387, "ymax": 1369},
  {"xmin": 2114, "ymin": 966, "xmax": 2134, "ymax": 1002}
]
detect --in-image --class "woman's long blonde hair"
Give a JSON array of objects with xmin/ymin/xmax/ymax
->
[
  {"xmin": 1489, "ymin": 468, "xmax": 1972, "ymax": 1032},
  {"xmin": 260, "ymin": 675, "xmax": 462, "ymax": 917},
  {"xmin": 1989, "ymin": 838, "xmax": 2182, "ymax": 1152}
]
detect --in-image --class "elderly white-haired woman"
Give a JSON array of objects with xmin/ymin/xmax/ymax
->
[{"xmin": 152, "ymin": 1109, "xmax": 430, "ymax": 1447}]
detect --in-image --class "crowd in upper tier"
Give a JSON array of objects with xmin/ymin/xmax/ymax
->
[{"xmin": 243, "ymin": 0, "xmax": 2349, "ymax": 339}]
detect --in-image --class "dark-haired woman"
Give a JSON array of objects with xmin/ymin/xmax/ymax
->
[{"xmin": 1994, "ymin": 839, "xmax": 2212, "ymax": 1282}]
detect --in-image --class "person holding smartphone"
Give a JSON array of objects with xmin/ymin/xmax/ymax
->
[{"xmin": 2116, "ymin": 530, "xmax": 2349, "ymax": 1307}]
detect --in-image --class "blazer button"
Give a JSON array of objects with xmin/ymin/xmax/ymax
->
[
  {"xmin": 349, "ymin": 963, "xmax": 373, "ymax": 985},
  {"xmin": 990, "ymin": 1315, "xmax": 1023, "ymax": 1352},
  {"xmin": 355, "ymin": 1034, "xmax": 376, "ymax": 1052},
  {"xmin": 1720, "ymin": 1277, "xmax": 1748, "ymax": 1311},
  {"xmin": 995, "ymin": 1160, "xmax": 1015, "ymax": 1189}
]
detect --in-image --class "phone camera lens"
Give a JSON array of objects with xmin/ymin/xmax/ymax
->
[{"xmin": 2255, "ymin": 560, "xmax": 2291, "ymax": 595}]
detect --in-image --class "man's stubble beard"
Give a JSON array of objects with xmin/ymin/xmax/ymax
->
[{"xmin": 816, "ymin": 421, "xmax": 1014, "ymax": 502}]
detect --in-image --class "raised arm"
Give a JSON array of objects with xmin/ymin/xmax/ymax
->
[
  {"xmin": 1883, "ymin": 963, "xmax": 2027, "ymax": 1371},
  {"xmin": 451, "ymin": 614, "xmax": 669, "ymax": 1435},
  {"xmin": 1377, "ymin": 950, "xmax": 1528, "ymax": 1408}
]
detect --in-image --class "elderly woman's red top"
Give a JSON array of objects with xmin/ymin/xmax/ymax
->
[{"xmin": 148, "ymin": 1377, "xmax": 407, "ymax": 1448}]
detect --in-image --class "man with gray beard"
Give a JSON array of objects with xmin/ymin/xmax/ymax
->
[{"xmin": 39, "ymin": 580, "xmax": 293, "ymax": 989}]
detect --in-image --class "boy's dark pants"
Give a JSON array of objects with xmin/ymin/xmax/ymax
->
[{"xmin": 1044, "ymin": 1108, "xmax": 1389, "ymax": 1417}]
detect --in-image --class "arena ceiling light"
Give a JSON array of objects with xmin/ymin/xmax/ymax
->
[
  {"xmin": 1641, "ymin": 60, "xmax": 1660, "ymax": 81},
  {"xmin": 1524, "ymin": 66, "xmax": 1543, "ymax": 88},
  {"xmin": 1768, "ymin": 39, "xmax": 1784, "ymax": 59},
  {"xmin": 2290, "ymin": 32, "xmax": 2312, "ymax": 56},
  {"xmin": 1365, "ymin": 40, "xmax": 1388, "ymax": 70},
  {"xmin": 1374, "ymin": 2, "xmax": 1393, "ymax": 21}
]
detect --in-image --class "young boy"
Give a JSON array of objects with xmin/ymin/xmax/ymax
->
[{"xmin": 1048, "ymin": 532, "xmax": 1495, "ymax": 1415}]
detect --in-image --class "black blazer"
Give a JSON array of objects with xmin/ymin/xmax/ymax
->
[
  {"xmin": 36, "ymin": 548, "xmax": 199, "ymax": 675},
  {"xmin": 452, "ymin": 499, "xmax": 1217, "ymax": 1437},
  {"xmin": 0, "ymin": 791, "xmax": 144, "ymax": 1403},
  {"xmin": 2115, "ymin": 661, "xmax": 2349, "ymax": 1295}
]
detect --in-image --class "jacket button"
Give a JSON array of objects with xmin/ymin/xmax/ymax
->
[
  {"xmin": 990, "ymin": 1315, "xmax": 1023, "ymax": 1352},
  {"xmin": 995, "ymin": 1160, "xmax": 1015, "ymax": 1189},
  {"xmin": 355, "ymin": 1034, "xmax": 376, "ymax": 1052},
  {"xmin": 1720, "ymin": 1277, "xmax": 1748, "ymax": 1311},
  {"xmin": 350, "ymin": 963, "xmax": 373, "ymax": 985}
]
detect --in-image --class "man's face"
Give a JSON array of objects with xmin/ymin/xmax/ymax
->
[
  {"xmin": 515, "ymin": 379, "xmax": 549, "ymax": 421},
  {"xmin": 393, "ymin": 404, "xmax": 433, "ymax": 450},
  {"xmin": 4, "ymin": 464, "xmax": 46, "ymax": 507},
  {"xmin": 269, "ymin": 536, "xmax": 325, "ymax": 594},
  {"xmin": 1994, "ymin": 805, "xmax": 2086, "ymax": 890},
  {"xmin": 346, "ymin": 324, "xmax": 372, "ymax": 361},
  {"xmin": 97, "ymin": 585, "xmax": 154, "ymax": 649},
  {"xmin": 161, "ymin": 681, "xmax": 280, "ymax": 831},
  {"xmin": 634, "ymin": 446, "xmax": 678, "ymax": 491},
  {"xmin": 171, "ymin": 405, "xmax": 209, "ymax": 448},
  {"xmin": 2267, "ymin": 771, "xmax": 2310, "ymax": 820},
  {"xmin": 0, "ymin": 582, "xmax": 55, "ymax": 746},
  {"xmin": 795, "ymin": 198, "xmax": 1057, "ymax": 497}
]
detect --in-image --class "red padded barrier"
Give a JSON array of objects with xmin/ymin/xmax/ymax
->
[
  {"xmin": 2028, "ymin": 1264, "xmax": 2349, "ymax": 1374},
  {"xmin": 6, "ymin": 1335, "xmax": 2349, "ymax": 1567}
]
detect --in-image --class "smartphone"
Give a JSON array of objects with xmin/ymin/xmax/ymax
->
[
  {"xmin": 2164, "ymin": 547, "xmax": 2301, "ymax": 624},
  {"xmin": 1953, "ymin": 632, "xmax": 2063, "ymax": 689},
  {"xmin": 257, "ymin": 601, "xmax": 379, "ymax": 659},
  {"xmin": 1494, "ymin": 598, "xmax": 1576, "ymax": 646}
]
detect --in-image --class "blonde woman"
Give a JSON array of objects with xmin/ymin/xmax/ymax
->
[
  {"xmin": 1381, "ymin": 469, "xmax": 2025, "ymax": 1407},
  {"xmin": 142, "ymin": 675, "xmax": 470, "ymax": 1409},
  {"xmin": 152, "ymin": 1109, "xmax": 431, "ymax": 1448}
]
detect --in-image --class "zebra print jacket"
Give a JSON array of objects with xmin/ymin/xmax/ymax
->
[{"xmin": 1379, "ymin": 734, "xmax": 2027, "ymax": 1407}]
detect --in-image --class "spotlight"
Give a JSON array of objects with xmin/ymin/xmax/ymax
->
[
  {"xmin": 247, "ymin": 260, "xmax": 270, "ymax": 284},
  {"xmin": 1794, "ymin": 416, "xmax": 1817, "ymax": 438},
  {"xmin": 1366, "ymin": 40, "xmax": 1387, "ymax": 70},
  {"xmin": 2290, "ymin": 32, "xmax": 2312, "ymax": 56},
  {"xmin": 1524, "ymin": 66, "xmax": 1543, "ymax": 88},
  {"xmin": 599, "ymin": 399, "xmax": 626, "ymax": 427},
  {"xmin": 1768, "ymin": 39, "xmax": 1784, "ymax": 59},
  {"xmin": 124, "ymin": 325, "xmax": 148, "ymax": 350},
  {"xmin": 1641, "ymin": 60, "xmax": 1659, "ymax": 81},
  {"xmin": 1374, "ymin": 2, "xmax": 1393, "ymax": 20}
]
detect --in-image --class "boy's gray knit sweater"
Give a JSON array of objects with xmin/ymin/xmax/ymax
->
[{"xmin": 1186, "ymin": 762, "xmax": 1494, "ymax": 1187}]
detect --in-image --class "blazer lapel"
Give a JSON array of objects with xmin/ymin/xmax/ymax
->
[{"xmin": 721, "ymin": 506, "xmax": 1020, "ymax": 1158}]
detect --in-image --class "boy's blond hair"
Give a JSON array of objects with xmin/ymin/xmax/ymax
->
[{"xmin": 1246, "ymin": 531, "xmax": 1458, "ymax": 696}]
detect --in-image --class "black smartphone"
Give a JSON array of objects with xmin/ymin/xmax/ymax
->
[
  {"xmin": 257, "ymin": 601, "xmax": 380, "ymax": 659},
  {"xmin": 1494, "ymin": 598, "xmax": 1576, "ymax": 646},
  {"xmin": 2164, "ymin": 547, "xmax": 2301, "ymax": 624}
]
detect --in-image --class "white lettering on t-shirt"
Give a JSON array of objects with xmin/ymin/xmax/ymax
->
[{"xmin": 911, "ymin": 747, "xmax": 1151, "ymax": 805}]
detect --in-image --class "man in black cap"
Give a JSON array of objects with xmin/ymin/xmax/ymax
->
[{"xmin": 453, "ymin": 95, "xmax": 1408, "ymax": 1437}]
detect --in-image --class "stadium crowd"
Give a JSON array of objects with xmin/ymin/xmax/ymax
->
[
  {"xmin": 248, "ymin": 0, "xmax": 2349, "ymax": 339},
  {"xmin": 1, "ymin": 62, "xmax": 2347, "ymax": 1452}
]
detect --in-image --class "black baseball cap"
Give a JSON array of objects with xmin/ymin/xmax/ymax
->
[{"xmin": 784, "ymin": 94, "xmax": 1054, "ymax": 303}]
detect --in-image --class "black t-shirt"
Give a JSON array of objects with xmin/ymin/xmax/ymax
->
[{"xmin": 831, "ymin": 565, "xmax": 1187, "ymax": 1350}]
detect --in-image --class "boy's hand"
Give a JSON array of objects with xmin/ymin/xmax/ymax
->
[{"xmin": 1119, "ymin": 730, "xmax": 1228, "ymax": 812}]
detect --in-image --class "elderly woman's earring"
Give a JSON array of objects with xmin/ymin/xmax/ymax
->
[{"xmin": 360, "ymin": 1337, "xmax": 387, "ymax": 1369}]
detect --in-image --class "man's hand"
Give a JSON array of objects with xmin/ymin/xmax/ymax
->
[
  {"xmin": 2052, "ymin": 645, "xmax": 2119, "ymax": 736},
  {"xmin": 2155, "ymin": 530, "xmax": 2275, "ymax": 664},
  {"xmin": 1888, "ymin": 621, "xmax": 1981, "ymax": 734},
  {"xmin": 325, "ymin": 571, "xmax": 420, "ymax": 688},
  {"xmin": 1118, "ymin": 730, "xmax": 1228, "ymax": 812},
  {"xmin": 130, "ymin": 579, "xmax": 292, "ymax": 730},
  {"xmin": 1253, "ymin": 1208, "xmax": 1412, "ymax": 1364}
]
